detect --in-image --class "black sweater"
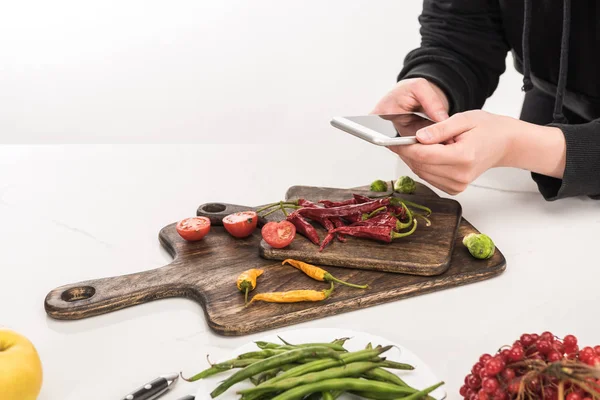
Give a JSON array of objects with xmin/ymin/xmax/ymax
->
[{"xmin": 398, "ymin": 0, "xmax": 600, "ymax": 200}]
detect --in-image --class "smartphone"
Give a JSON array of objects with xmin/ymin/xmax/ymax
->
[{"xmin": 330, "ymin": 112, "xmax": 434, "ymax": 146}]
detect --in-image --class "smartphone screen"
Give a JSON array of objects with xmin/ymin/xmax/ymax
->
[{"xmin": 343, "ymin": 113, "xmax": 434, "ymax": 138}]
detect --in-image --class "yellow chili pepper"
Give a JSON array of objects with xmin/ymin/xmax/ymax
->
[
  {"xmin": 282, "ymin": 259, "xmax": 369, "ymax": 289},
  {"xmin": 236, "ymin": 268, "xmax": 264, "ymax": 304},
  {"xmin": 247, "ymin": 282, "xmax": 334, "ymax": 306}
]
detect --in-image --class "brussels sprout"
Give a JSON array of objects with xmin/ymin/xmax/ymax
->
[
  {"xmin": 370, "ymin": 179, "xmax": 388, "ymax": 192},
  {"xmin": 462, "ymin": 233, "xmax": 495, "ymax": 259},
  {"xmin": 394, "ymin": 176, "xmax": 416, "ymax": 194}
]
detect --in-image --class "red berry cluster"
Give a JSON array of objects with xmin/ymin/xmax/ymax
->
[{"xmin": 460, "ymin": 332, "xmax": 600, "ymax": 400}]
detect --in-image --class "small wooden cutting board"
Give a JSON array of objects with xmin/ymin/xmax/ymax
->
[{"xmin": 256, "ymin": 186, "xmax": 462, "ymax": 276}]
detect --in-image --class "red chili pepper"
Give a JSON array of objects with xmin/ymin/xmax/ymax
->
[
  {"xmin": 329, "ymin": 220, "xmax": 417, "ymax": 243},
  {"xmin": 353, "ymin": 194, "xmax": 373, "ymax": 204},
  {"xmin": 318, "ymin": 199, "xmax": 357, "ymax": 208},
  {"xmin": 330, "ymin": 217, "xmax": 347, "ymax": 242},
  {"xmin": 318, "ymin": 231, "xmax": 336, "ymax": 252},
  {"xmin": 343, "ymin": 214, "xmax": 362, "ymax": 223},
  {"xmin": 388, "ymin": 205, "xmax": 407, "ymax": 219},
  {"xmin": 297, "ymin": 198, "xmax": 391, "ymax": 219},
  {"xmin": 297, "ymin": 198, "xmax": 314, "ymax": 207},
  {"xmin": 354, "ymin": 213, "xmax": 399, "ymax": 230},
  {"xmin": 297, "ymin": 199, "xmax": 336, "ymax": 232},
  {"xmin": 286, "ymin": 211, "xmax": 320, "ymax": 245}
]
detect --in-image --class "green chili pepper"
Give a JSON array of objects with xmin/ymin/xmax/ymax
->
[
  {"xmin": 270, "ymin": 378, "xmax": 424, "ymax": 400},
  {"xmin": 238, "ymin": 361, "xmax": 381, "ymax": 397},
  {"xmin": 210, "ymin": 346, "xmax": 342, "ymax": 398}
]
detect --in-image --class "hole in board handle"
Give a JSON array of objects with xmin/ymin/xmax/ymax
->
[
  {"xmin": 201, "ymin": 203, "xmax": 227, "ymax": 213},
  {"xmin": 61, "ymin": 286, "xmax": 96, "ymax": 302}
]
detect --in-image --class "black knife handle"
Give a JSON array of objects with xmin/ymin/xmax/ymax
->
[
  {"xmin": 175, "ymin": 396, "xmax": 195, "ymax": 400},
  {"xmin": 121, "ymin": 377, "xmax": 169, "ymax": 400}
]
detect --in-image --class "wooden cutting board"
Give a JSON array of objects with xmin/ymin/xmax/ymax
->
[
  {"xmin": 44, "ymin": 183, "xmax": 506, "ymax": 336},
  {"xmin": 254, "ymin": 186, "xmax": 461, "ymax": 276}
]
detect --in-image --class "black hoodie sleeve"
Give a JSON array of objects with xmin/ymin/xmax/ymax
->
[
  {"xmin": 397, "ymin": 0, "xmax": 510, "ymax": 114},
  {"xmin": 532, "ymin": 119, "xmax": 600, "ymax": 200}
]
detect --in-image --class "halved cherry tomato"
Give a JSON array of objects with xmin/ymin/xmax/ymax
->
[
  {"xmin": 176, "ymin": 216, "xmax": 211, "ymax": 241},
  {"xmin": 223, "ymin": 211, "xmax": 258, "ymax": 238},
  {"xmin": 261, "ymin": 220, "xmax": 296, "ymax": 249}
]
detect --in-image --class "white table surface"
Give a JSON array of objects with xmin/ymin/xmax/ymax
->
[{"xmin": 1, "ymin": 144, "xmax": 598, "ymax": 400}]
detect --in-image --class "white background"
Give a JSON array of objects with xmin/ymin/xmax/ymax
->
[
  {"xmin": 6, "ymin": 2, "xmax": 591, "ymax": 400},
  {"xmin": 1, "ymin": 0, "xmax": 524, "ymax": 145}
]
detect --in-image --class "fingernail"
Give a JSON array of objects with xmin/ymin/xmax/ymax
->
[
  {"xmin": 435, "ymin": 111, "xmax": 449, "ymax": 120},
  {"xmin": 417, "ymin": 129, "xmax": 432, "ymax": 142}
]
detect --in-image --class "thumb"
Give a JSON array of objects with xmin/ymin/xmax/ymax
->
[{"xmin": 416, "ymin": 113, "xmax": 473, "ymax": 144}]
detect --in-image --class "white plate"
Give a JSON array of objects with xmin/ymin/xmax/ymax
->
[{"xmin": 194, "ymin": 328, "xmax": 447, "ymax": 400}]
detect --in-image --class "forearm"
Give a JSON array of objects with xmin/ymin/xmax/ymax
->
[
  {"xmin": 502, "ymin": 121, "xmax": 566, "ymax": 179},
  {"xmin": 399, "ymin": 0, "xmax": 509, "ymax": 114}
]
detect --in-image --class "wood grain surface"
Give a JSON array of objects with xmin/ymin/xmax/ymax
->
[
  {"xmin": 44, "ymin": 183, "xmax": 506, "ymax": 336},
  {"xmin": 258, "ymin": 186, "xmax": 461, "ymax": 276}
]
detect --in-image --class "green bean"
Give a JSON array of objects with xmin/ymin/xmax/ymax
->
[
  {"xmin": 238, "ymin": 349, "xmax": 288, "ymax": 359},
  {"xmin": 259, "ymin": 338, "xmax": 349, "ymax": 351},
  {"xmin": 304, "ymin": 391, "xmax": 342, "ymax": 400},
  {"xmin": 210, "ymin": 346, "xmax": 342, "ymax": 398},
  {"xmin": 303, "ymin": 394, "xmax": 321, "ymax": 400},
  {"xmin": 252, "ymin": 368, "xmax": 280, "ymax": 385},
  {"xmin": 380, "ymin": 360, "xmax": 414, "ymax": 370},
  {"xmin": 255, "ymin": 341, "xmax": 283, "ymax": 349},
  {"xmin": 400, "ymin": 381, "xmax": 444, "ymax": 400},
  {"xmin": 251, "ymin": 364, "xmax": 299, "ymax": 385},
  {"xmin": 353, "ymin": 381, "xmax": 443, "ymax": 400},
  {"xmin": 322, "ymin": 392, "xmax": 334, "ymax": 400},
  {"xmin": 276, "ymin": 336, "xmax": 348, "ymax": 352},
  {"xmin": 331, "ymin": 337, "xmax": 350, "ymax": 346},
  {"xmin": 270, "ymin": 378, "xmax": 424, "ymax": 400},
  {"xmin": 352, "ymin": 391, "xmax": 411, "ymax": 399},
  {"xmin": 264, "ymin": 346, "xmax": 392, "ymax": 385},
  {"xmin": 238, "ymin": 361, "xmax": 381, "ymax": 397},
  {"xmin": 365, "ymin": 342, "xmax": 373, "ymax": 350},
  {"xmin": 363, "ymin": 368, "xmax": 408, "ymax": 387},
  {"xmin": 182, "ymin": 358, "xmax": 263, "ymax": 382},
  {"xmin": 242, "ymin": 349, "xmax": 390, "ymax": 400}
]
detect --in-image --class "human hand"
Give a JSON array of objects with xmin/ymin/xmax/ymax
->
[
  {"xmin": 389, "ymin": 110, "xmax": 545, "ymax": 195},
  {"xmin": 372, "ymin": 78, "xmax": 450, "ymax": 123}
]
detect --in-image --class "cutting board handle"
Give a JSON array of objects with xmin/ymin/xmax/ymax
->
[
  {"xmin": 44, "ymin": 264, "xmax": 193, "ymax": 320},
  {"xmin": 197, "ymin": 202, "xmax": 266, "ymax": 225}
]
